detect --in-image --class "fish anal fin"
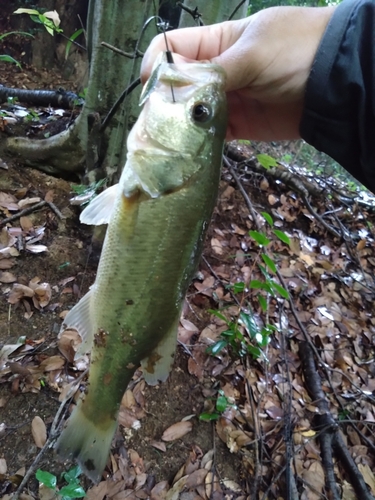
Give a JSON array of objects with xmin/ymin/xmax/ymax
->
[
  {"xmin": 59, "ymin": 288, "xmax": 94, "ymax": 358},
  {"xmin": 141, "ymin": 314, "xmax": 179, "ymax": 386},
  {"xmin": 80, "ymin": 184, "xmax": 118, "ymax": 226}
]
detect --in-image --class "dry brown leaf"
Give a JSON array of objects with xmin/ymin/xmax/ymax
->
[
  {"xmin": 86, "ymin": 481, "xmax": 108, "ymax": 500},
  {"xmin": 58, "ymin": 329, "xmax": 82, "ymax": 362},
  {"xmin": 18, "ymin": 197, "xmax": 41, "ymax": 208},
  {"xmin": 39, "ymin": 483, "xmax": 56, "ymax": 500},
  {"xmin": 211, "ymin": 237, "xmax": 223, "ymax": 255},
  {"xmin": 151, "ymin": 481, "xmax": 169, "ymax": 500},
  {"xmin": 0, "ymin": 271, "xmax": 16, "ymax": 283},
  {"xmin": 166, "ymin": 476, "xmax": 188, "ymax": 500},
  {"xmin": 358, "ymin": 464, "xmax": 375, "ymax": 494},
  {"xmin": 0, "ymin": 258, "xmax": 15, "ymax": 269},
  {"xmin": 20, "ymin": 216, "xmax": 33, "ymax": 231},
  {"xmin": 162, "ymin": 421, "xmax": 193, "ymax": 442},
  {"xmin": 31, "ymin": 416, "xmax": 47, "ymax": 448},
  {"xmin": 39, "ymin": 355, "xmax": 65, "ymax": 372},
  {"xmin": 185, "ymin": 469, "xmax": 208, "ymax": 489},
  {"xmin": 301, "ymin": 461, "xmax": 324, "ymax": 500},
  {"xmin": 149, "ymin": 441, "xmax": 166, "ymax": 452}
]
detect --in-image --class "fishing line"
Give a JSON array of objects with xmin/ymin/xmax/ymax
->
[{"xmin": 147, "ymin": 15, "xmax": 176, "ymax": 103}]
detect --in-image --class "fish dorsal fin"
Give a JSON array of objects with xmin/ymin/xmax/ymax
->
[
  {"xmin": 59, "ymin": 287, "xmax": 94, "ymax": 358},
  {"xmin": 80, "ymin": 184, "xmax": 119, "ymax": 225}
]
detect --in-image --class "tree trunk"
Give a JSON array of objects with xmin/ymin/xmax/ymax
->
[
  {"xmin": 5, "ymin": 0, "xmax": 243, "ymax": 181},
  {"xmin": 6, "ymin": 0, "xmax": 157, "ymax": 182}
]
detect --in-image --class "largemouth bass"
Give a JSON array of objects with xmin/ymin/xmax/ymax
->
[{"xmin": 55, "ymin": 54, "xmax": 227, "ymax": 483}]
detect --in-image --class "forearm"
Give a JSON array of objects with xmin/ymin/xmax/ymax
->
[{"xmin": 300, "ymin": 0, "xmax": 375, "ymax": 192}]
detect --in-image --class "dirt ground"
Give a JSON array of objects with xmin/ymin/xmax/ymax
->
[{"xmin": 2, "ymin": 57, "xmax": 375, "ymax": 500}]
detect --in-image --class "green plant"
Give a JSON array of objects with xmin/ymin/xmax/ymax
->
[
  {"xmin": 71, "ymin": 178, "xmax": 107, "ymax": 206},
  {"xmin": 0, "ymin": 31, "xmax": 33, "ymax": 68},
  {"xmin": 14, "ymin": 8, "xmax": 85, "ymax": 59},
  {"xmin": 14, "ymin": 8, "xmax": 62, "ymax": 36},
  {"xmin": 36, "ymin": 466, "xmax": 86, "ymax": 499},
  {"xmin": 206, "ymin": 213, "xmax": 290, "ymax": 362},
  {"xmin": 200, "ymin": 389, "xmax": 234, "ymax": 421}
]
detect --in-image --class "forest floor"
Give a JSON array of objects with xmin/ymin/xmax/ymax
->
[{"xmin": 1, "ymin": 61, "xmax": 375, "ymax": 500}]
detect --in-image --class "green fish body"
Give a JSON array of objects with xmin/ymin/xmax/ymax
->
[{"xmin": 55, "ymin": 55, "xmax": 227, "ymax": 482}]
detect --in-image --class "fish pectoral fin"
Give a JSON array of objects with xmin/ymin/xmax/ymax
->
[
  {"xmin": 80, "ymin": 184, "xmax": 119, "ymax": 225},
  {"xmin": 141, "ymin": 313, "xmax": 179, "ymax": 386},
  {"xmin": 59, "ymin": 287, "xmax": 94, "ymax": 358}
]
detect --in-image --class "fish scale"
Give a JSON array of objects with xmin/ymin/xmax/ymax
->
[{"xmin": 55, "ymin": 53, "xmax": 227, "ymax": 483}]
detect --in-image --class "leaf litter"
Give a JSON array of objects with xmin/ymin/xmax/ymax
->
[{"xmin": 2, "ymin": 136, "xmax": 375, "ymax": 498}]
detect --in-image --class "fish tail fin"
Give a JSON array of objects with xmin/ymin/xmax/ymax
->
[
  {"xmin": 55, "ymin": 400, "xmax": 116, "ymax": 484},
  {"xmin": 141, "ymin": 313, "xmax": 179, "ymax": 386}
]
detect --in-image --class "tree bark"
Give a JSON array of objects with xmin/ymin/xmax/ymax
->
[{"xmin": 6, "ymin": 0, "xmax": 157, "ymax": 181}]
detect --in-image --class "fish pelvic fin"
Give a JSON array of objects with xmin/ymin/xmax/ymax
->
[
  {"xmin": 55, "ymin": 400, "xmax": 117, "ymax": 484},
  {"xmin": 59, "ymin": 287, "xmax": 94, "ymax": 358},
  {"xmin": 141, "ymin": 313, "xmax": 179, "ymax": 386}
]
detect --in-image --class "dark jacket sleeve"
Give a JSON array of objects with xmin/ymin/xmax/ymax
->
[{"xmin": 300, "ymin": 0, "xmax": 375, "ymax": 192}]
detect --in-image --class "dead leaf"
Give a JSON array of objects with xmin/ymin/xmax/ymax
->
[
  {"xmin": 358, "ymin": 464, "xmax": 375, "ymax": 494},
  {"xmin": 18, "ymin": 197, "xmax": 41, "ymax": 208},
  {"xmin": 301, "ymin": 461, "xmax": 324, "ymax": 499},
  {"xmin": 211, "ymin": 238, "xmax": 224, "ymax": 255},
  {"xmin": 0, "ymin": 271, "xmax": 16, "ymax": 283},
  {"xmin": 20, "ymin": 216, "xmax": 33, "ymax": 231},
  {"xmin": 0, "ymin": 457, "xmax": 7, "ymax": 474},
  {"xmin": 150, "ymin": 441, "xmax": 166, "ymax": 452},
  {"xmin": 31, "ymin": 416, "xmax": 47, "ymax": 448},
  {"xmin": 162, "ymin": 421, "xmax": 193, "ymax": 442},
  {"xmin": 185, "ymin": 469, "xmax": 208, "ymax": 489},
  {"xmin": 151, "ymin": 481, "xmax": 169, "ymax": 500},
  {"xmin": 39, "ymin": 355, "xmax": 65, "ymax": 372}
]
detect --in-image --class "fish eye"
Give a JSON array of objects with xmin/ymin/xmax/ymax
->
[{"xmin": 192, "ymin": 103, "xmax": 212, "ymax": 123}]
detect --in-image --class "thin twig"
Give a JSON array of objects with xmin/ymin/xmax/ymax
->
[
  {"xmin": 0, "ymin": 200, "xmax": 64, "ymax": 228},
  {"xmin": 12, "ymin": 369, "xmax": 88, "ymax": 499},
  {"xmin": 302, "ymin": 194, "xmax": 341, "ymax": 238},
  {"xmin": 101, "ymin": 41, "xmax": 143, "ymax": 59},
  {"xmin": 100, "ymin": 77, "xmax": 141, "ymax": 133},
  {"xmin": 177, "ymin": 2, "xmax": 205, "ymax": 26}
]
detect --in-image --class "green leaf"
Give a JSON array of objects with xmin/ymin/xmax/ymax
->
[
  {"xmin": 239, "ymin": 311, "xmax": 259, "ymax": 339},
  {"xmin": 249, "ymin": 230, "xmax": 270, "ymax": 247},
  {"xmin": 273, "ymin": 229, "xmax": 290, "ymax": 245},
  {"xmin": 261, "ymin": 254, "xmax": 277, "ymax": 274},
  {"xmin": 36, "ymin": 469, "xmax": 57, "ymax": 489},
  {"xmin": 230, "ymin": 282, "xmax": 245, "ymax": 294},
  {"xmin": 0, "ymin": 31, "xmax": 33, "ymax": 41},
  {"xmin": 270, "ymin": 280, "xmax": 290, "ymax": 299},
  {"xmin": 62, "ymin": 466, "xmax": 82, "ymax": 483},
  {"xmin": 258, "ymin": 294, "xmax": 267, "ymax": 312},
  {"xmin": 0, "ymin": 55, "xmax": 21, "ymax": 68},
  {"xmin": 59, "ymin": 483, "xmax": 86, "ymax": 498},
  {"xmin": 65, "ymin": 28, "xmax": 84, "ymax": 60},
  {"xmin": 206, "ymin": 339, "xmax": 227, "ymax": 355},
  {"xmin": 216, "ymin": 395, "xmax": 228, "ymax": 413},
  {"xmin": 261, "ymin": 212, "xmax": 273, "ymax": 227},
  {"xmin": 199, "ymin": 412, "xmax": 220, "ymax": 421},
  {"xmin": 256, "ymin": 153, "xmax": 277, "ymax": 170},
  {"xmin": 208, "ymin": 309, "xmax": 228, "ymax": 324},
  {"xmin": 247, "ymin": 344, "xmax": 261, "ymax": 359},
  {"xmin": 13, "ymin": 8, "xmax": 40, "ymax": 15}
]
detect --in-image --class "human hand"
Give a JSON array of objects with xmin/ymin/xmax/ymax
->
[{"xmin": 141, "ymin": 6, "xmax": 335, "ymax": 141}]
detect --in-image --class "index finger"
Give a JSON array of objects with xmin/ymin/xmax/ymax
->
[{"xmin": 140, "ymin": 21, "xmax": 247, "ymax": 86}]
